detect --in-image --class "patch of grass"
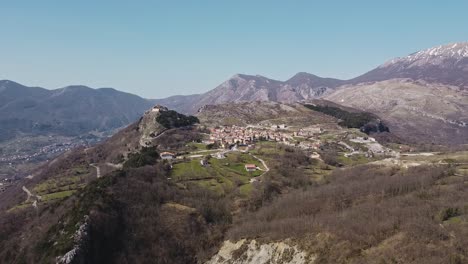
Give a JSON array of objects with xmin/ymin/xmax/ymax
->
[
  {"xmin": 303, "ymin": 166, "xmax": 333, "ymax": 183},
  {"xmin": 195, "ymin": 179, "xmax": 225, "ymax": 194},
  {"xmin": 7, "ymin": 203, "xmax": 32, "ymax": 212},
  {"xmin": 172, "ymin": 152, "xmax": 264, "ymax": 196},
  {"xmin": 70, "ymin": 166, "xmax": 90, "ymax": 175},
  {"xmin": 445, "ymin": 216, "xmax": 463, "ymax": 224},
  {"xmin": 33, "ymin": 176, "xmax": 85, "ymax": 195},
  {"xmin": 239, "ymin": 184, "xmax": 253, "ymax": 197},
  {"xmin": 172, "ymin": 159, "xmax": 211, "ymax": 180},
  {"xmin": 337, "ymin": 154, "xmax": 371, "ymax": 166},
  {"xmin": 187, "ymin": 142, "xmax": 208, "ymax": 150},
  {"xmin": 40, "ymin": 190, "xmax": 76, "ymax": 201}
]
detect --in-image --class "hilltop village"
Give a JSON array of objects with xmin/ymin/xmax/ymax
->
[
  {"xmin": 158, "ymin": 121, "xmax": 399, "ymax": 173},
  {"xmin": 203, "ymin": 122, "xmax": 398, "ymax": 156}
]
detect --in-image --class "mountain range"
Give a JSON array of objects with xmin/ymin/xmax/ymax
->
[
  {"xmin": 1, "ymin": 43, "xmax": 468, "ymax": 262},
  {"xmin": 1, "ymin": 42, "xmax": 467, "ymax": 144},
  {"xmin": 151, "ymin": 73, "xmax": 345, "ymax": 114},
  {"xmin": 152, "ymin": 42, "xmax": 468, "ymax": 144},
  {"xmin": 154, "ymin": 42, "xmax": 468, "ymax": 115},
  {"xmin": 0, "ymin": 80, "xmax": 153, "ymax": 141}
]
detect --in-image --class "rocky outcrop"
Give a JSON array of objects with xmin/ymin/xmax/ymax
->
[
  {"xmin": 138, "ymin": 105, "xmax": 167, "ymax": 146},
  {"xmin": 206, "ymin": 239, "xmax": 314, "ymax": 264}
]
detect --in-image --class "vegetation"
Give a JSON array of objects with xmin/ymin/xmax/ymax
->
[
  {"xmin": 304, "ymin": 104, "xmax": 389, "ymax": 134},
  {"xmin": 229, "ymin": 164, "xmax": 468, "ymax": 263},
  {"xmin": 156, "ymin": 110, "xmax": 199, "ymax": 129},
  {"xmin": 1, "ymin": 162, "xmax": 231, "ymax": 263},
  {"xmin": 171, "ymin": 152, "xmax": 263, "ymax": 195},
  {"xmin": 123, "ymin": 147, "xmax": 159, "ymax": 168},
  {"xmin": 153, "ymin": 128, "xmax": 203, "ymax": 150},
  {"xmin": 2, "ymin": 111, "xmax": 467, "ymax": 264}
]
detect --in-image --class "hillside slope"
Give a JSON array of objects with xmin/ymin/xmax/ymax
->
[
  {"xmin": 325, "ymin": 79, "xmax": 468, "ymax": 144},
  {"xmin": 196, "ymin": 101, "xmax": 338, "ymax": 127}
]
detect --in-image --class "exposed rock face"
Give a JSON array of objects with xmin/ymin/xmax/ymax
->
[
  {"xmin": 138, "ymin": 105, "xmax": 167, "ymax": 146},
  {"xmin": 325, "ymin": 79, "xmax": 468, "ymax": 144},
  {"xmin": 206, "ymin": 239, "xmax": 314, "ymax": 264}
]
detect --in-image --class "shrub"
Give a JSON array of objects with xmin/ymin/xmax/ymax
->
[
  {"xmin": 439, "ymin": 207, "xmax": 460, "ymax": 221},
  {"xmin": 304, "ymin": 104, "xmax": 389, "ymax": 133},
  {"xmin": 156, "ymin": 110, "xmax": 199, "ymax": 129},
  {"xmin": 123, "ymin": 147, "xmax": 159, "ymax": 168}
]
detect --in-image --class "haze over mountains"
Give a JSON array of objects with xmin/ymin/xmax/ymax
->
[{"xmin": 0, "ymin": 80, "xmax": 153, "ymax": 141}]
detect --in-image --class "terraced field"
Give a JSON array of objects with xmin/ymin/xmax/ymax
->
[{"xmin": 171, "ymin": 152, "xmax": 264, "ymax": 195}]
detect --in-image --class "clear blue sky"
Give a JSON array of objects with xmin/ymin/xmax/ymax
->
[{"xmin": 1, "ymin": 1, "xmax": 467, "ymax": 98}]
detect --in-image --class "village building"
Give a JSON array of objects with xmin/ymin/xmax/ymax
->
[
  {"xmin": 160, "ymin": 151, "xmax": 176, "ymax": 160},
  {"xmin": 212, "ymin": 152, "xmax": 226, "ymax": 159},
  {"xmin": 245, "ymin": 164, "xmax": 257, "ymax": 172},
  {"xmin": 150, "ymin": 105, "xmax": 168, "ymax": 113}
]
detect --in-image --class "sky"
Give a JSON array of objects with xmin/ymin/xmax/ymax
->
[{"xmin": 1, "ymin": 1, "xmax": 468, "ymax": 99}]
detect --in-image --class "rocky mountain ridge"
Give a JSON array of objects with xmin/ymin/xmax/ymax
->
[{"xmin": 153, "ymin": 73, "xmax": 344, "ymax": 114}]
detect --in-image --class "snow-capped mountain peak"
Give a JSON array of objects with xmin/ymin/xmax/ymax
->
[{"xmin": 380, "ymin": 42, "xmax": 468, "ymax": 68}]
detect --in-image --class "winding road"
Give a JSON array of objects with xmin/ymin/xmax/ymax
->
[
  {"xmin": 22, "ymin": 186, "xmax": 41, "ymax": 209},
  {"xmin": 249, "ymin": 154, "xmax": 270, "ymax": 183},
  {"xmin": 90, "ymin": 164, "xmax": 101, "ymax": 178}
]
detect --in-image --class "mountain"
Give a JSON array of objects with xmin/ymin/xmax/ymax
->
[
  {"xmin": 155, "ymin": 42, "xmax": 468, "ymax": 115},
  {"xmin": 351, "ymin": 42, "xmax": 468, "ymax": 87},
  {"xmin": 324, "ymin": 79, "xmax": 468, "ymax": 144},
  {"xmin": 154, "ymin": 73, "xmax": 344, "ymax": 114},
  {"xmin": 323, "ymin": 42, "xmax": 468, "ymax": 145},
  {"xmin": 154, "ymin": 42, "xmax": 468, "ymax": 144},
  {"xmin": 0, "ymin": 80, "xmax": 154, "ymax": 141}
]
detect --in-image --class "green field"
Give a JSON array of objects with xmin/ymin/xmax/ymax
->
[
  {"xmin": 33, "ymin": 175, "xmax": 86, "ymax": 195},
  {"xmin": 171, "ymin": 152, "xmax": 264, "ymax": 196},
  {"xmin": 41, "ymin": 190, "xmax": 76, "ymax": 201},
  {"xmin": 399, "ymin": 151, "xmax": 468, "ymax": 163},
  {"xmin": 337, "ymin": 154, "xmax": 373, "ymax": 166},
  {"xmin": 187, "ymin": 142, "xmax": 209, "ymax": 151}
]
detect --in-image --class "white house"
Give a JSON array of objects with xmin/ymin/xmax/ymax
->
[{"xmin": 160, "ymin": 152, "xmax": 176, "ymax": 160}]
